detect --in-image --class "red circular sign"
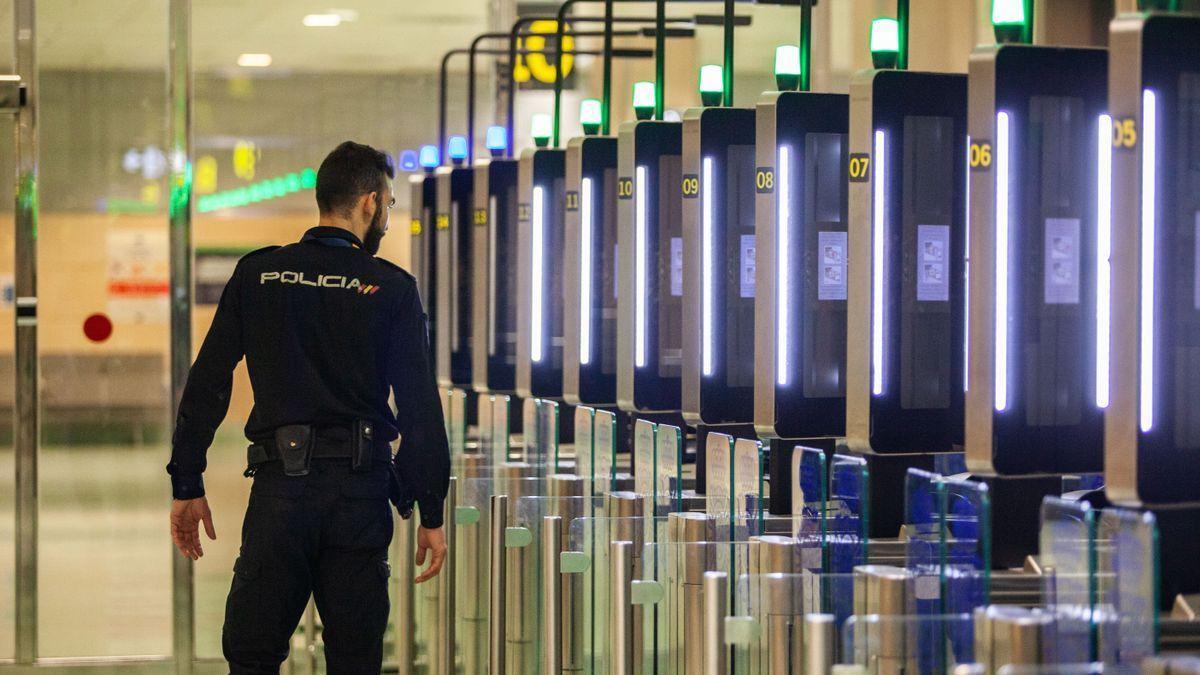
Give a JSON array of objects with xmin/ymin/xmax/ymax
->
[{"xmin": 83, "ymin": 313, "xmax": 113, "ymax": 343}]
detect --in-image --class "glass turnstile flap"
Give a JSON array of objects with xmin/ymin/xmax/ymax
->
[
  {"xmin": 1095, "ymin": 508, "xmax": 1159, "ymax": 668},
  {"xmin": 441, "ymin": 387, "xmax": 468, "ymax": 457},
  {"xmin": 841, "ymin": 611, "xmax": 977, "ymax": 675},
  {"xmin": 564, "ymin": 514, "xmax": 672, "ymax": 675},
  {"xmin": 522, "ymin": 397, "xmax": 562, "ymax": 471},
  {"xmin": 476, "ymin": 393, "xmax": 512, "ymax": 465},
  {"xmin": 794, "ymin": 446, "xmax": 828, "ymax": 572},
  {"xmin": 593, "ymin": 409, "xmax": 617, "ymax": 493},
  {"xmin": 905, "ymin": 469, "xmax": 992, "ymax": 618},
  {"xmin": 637, "ymin": 540, "xmax": 758, "ymax": 675},
  {"xmin": 995, "ymin": 665, "xmax": 1141, "ymax": 675},
  {"xmin": 1039, "ymin": 497, "xmax": 1099, "ymax": 665},
  {"xmin": 829, "ymin": 454, "xmax": 869, "ymax": 574}
]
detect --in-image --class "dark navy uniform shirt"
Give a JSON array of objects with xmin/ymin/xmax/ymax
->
[{"xmin": 166, "ymin": 226, "xmax": 451, "ymax": 528}]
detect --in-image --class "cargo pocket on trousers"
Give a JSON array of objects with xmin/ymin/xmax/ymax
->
[{"xmin": 225, "ymin": 556, "xmax": 263, "ymax": 646}]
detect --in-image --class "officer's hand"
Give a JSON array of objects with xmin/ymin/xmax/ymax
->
[
  {"xmin": 414, "ymin": 526, "xmax": 447, "ymax": 584},
  {"xmin": 170, "ymin": 497, "xmax": 217, "ymax": 560}
]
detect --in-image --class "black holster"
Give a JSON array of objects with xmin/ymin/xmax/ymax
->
[
  {"xmin": 275, "ymin": 424, "xmax": 314, "ymax": 476},
  {"xmin": 351, "ymin": 420, "xmax": 375, "ymax": 473}
]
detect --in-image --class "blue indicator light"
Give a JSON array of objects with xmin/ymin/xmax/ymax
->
[
  {"xmin": 448, "ymin": 135, "xmax": 468, "ymax": 161},
  {"xmin": 486, "ymin": 125, "xmax": 508, "ymax": 152},
  {"xmin": 399, "ymin": 150, "xmax": 419, "ymax": 172},
  {"xmin": 419, "ymin": 144, "xmax": 440, "ymax": 169}
]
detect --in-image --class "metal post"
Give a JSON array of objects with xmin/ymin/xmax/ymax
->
[
  {"xmin": 489, "ymin": 494, "xmax": 509, "ymax": 675},
  {"xmin": 896, "ymin": 0, "xmax": 909, "ymax": 70},
  {"xmin": 722, "ymin": 0, "xmax": 734, "ymax": 106},
  {"xmin": 798, "ymin": 0, "xmax": 812, "ymax": 92},
  {"xmin": 440, "ymin": 477, "xmax": 458, "ymax": 674},
  {"xmin": 542, "ymin": 515, "xmax": 563, "ymax": 675},
  {"xmin": 804, "ymin": 614, "xmax": 836, "ymax": 675},
  {"xmin": 13, "ymin": 0, "xmax": 38, "ymax": 665},
  {"xmin": 395, "ymin": 515, "xmax": 416, "ymax": 675},
  {"xmin": 610, "ymin": 540, "xmax": 634, "ymax": 675},
  {"xmin": 655, "ymin": 0, "xmax": 665, "ymax": 120},
  {"xmin": 703, "ymin": 571, "xmax": 728, "ymax": 675},
  {"xmin": 601, "ymin": 0, "xmax": 614, "ymax": 134}
]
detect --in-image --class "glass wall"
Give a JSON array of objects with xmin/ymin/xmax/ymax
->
[{"xmin": 34, "ymin": 0, "xmax": 173, "ymax": 658}]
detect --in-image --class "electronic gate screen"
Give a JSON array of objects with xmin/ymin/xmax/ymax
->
[
  {"xmin": 754, "ymin": 91, "xmax": 849, "ymax": 444},
  {"xmin": 472, "ymin": 159, "xmax": 519, "ymax": 393},
  {"xmin": 618, "ymin": 120, "xmax": 684, "ymax": 413},
  {"xmin": 966, "ymin": 45, "xmax": 1106, "ymax": 475}
]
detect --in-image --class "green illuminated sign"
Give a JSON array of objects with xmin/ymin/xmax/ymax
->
[
  {"xmin": 870, "ymin": 18, "xmax": 900, "ymax": 69},
  {"xmin": 699, "ymin": 64, "xmax": 723, "ymax": 106},
  {"xmin": 196, "ymin": 167, "xmax": 316, "ymax": 213}
]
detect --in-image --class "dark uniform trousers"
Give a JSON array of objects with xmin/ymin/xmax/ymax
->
[{"xmin": 223, "ymin": 458, "xmax": 394, "ymax": 673}]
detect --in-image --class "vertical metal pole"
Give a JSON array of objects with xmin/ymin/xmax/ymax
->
[
  {"xmin": 1023, "ymin": 0, "xmax": 1035, "ymax": 44},
  {"xmin": 703, "ymin": 572, "xmax": 727, "ymax": 675},
  {"xmin": 798, "ymin": 0, "xmax": 812, "ymax": 92},
  {"xmin": 610, "ymin": 540, "xmax": 634, "ymax": 675},
  {"xmin": 542, "ymin": 515, "xmax": 563, "ymax": 675},
  {"xmin": 722, "ymin": 0, "xmax": 734, "ymax": 107},
  {"xmin": 167, "ymin": 1, "xmax": 194, "ymax": 671},
  {"xmin": 552, "ymin": 0, "xmax": 578, "ymax": 148},
  {"xmin": 654, "ymin": 0, "xmax": 665, "ymax": 120},
  {"xmin": 439, "ymin": 50, "xmax": 457, "ymax": 165},
  {"xmin": 395, "ymin": 516, "xmax": 416, "ymax": 675},
  {"xmin": 439, "ymin": 478, "xmax": 458, "ymax": 674},
  {"xmin": 804, "ymin": 614, "xmax": 836, "ymax": 675},
  {"xmin": 13, "ymin": 0, "xmax": 38, "ymax": 666},
  {"xmin": 896, "ymin": 0, "xmax": 909, "ymax": 70},
  {"xmin": 600, "ymin": 0, "xmax": 614, "ymax": 134},
  {"xmin": 489, "ymin": 494, "xmax": 509, "ymax": 675}
]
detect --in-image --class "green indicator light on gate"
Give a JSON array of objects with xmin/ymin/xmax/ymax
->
[
  {"xmin": 991, "ymin": 0, "xmax": 1027, "ymax": 43},
  {"xmin": 300, "ymin": 167, "xmax": 317, "ymax": 189},
  {"xmin": 699, "ymin": 64, "xmax": 723, "ymax": 107},
  {"xmin": 531, "ymin": 113, "xmax": 552, "ymax": 148},
  {"xmin": 286, "ymin": 172, "xmax": 302, "ymax": 193},
  {"xmin": 774, "ymin": 45, "xmax": 801, "ymax": 92},
  {"xmin": 870, "ymin": 18, "xmax": 900, "ymax": 69},
  {"xmin": 580, "ymin": 98, "xmax": 603, "ymax": 136},
  {"xmin": 632, "ymin": 81, "xmax": 655, "ymax": 121}
]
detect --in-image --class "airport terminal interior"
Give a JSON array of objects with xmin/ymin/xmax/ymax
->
[{"xmin": 2, "ymin": 0, "xmax": 1200, "ymax": 672}]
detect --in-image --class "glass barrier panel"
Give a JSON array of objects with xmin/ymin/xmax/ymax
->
[
  {"xmin": 449, "ymin": 387, "xmax": 468, "ymax": 454},
  {"xmin": 594, "ymin": 410, "xmax": 617, "ymax": 494},
  {"xmin": 934, "ymin": 452, "xmax": 968, "ymax": 476},
  {"xmin": 523, "ymin": 397, "xmax": 539, "ymax": 462},
  {"xmin": 1039, "ymin": 497, "xmax": 1098, "ymax": 664},
  {"xmin": 477, "ymin": 392, "xmax": 495, "ymax": 459},
  {"xmin": 827, "ymin": 455, "xmax": 869, "ymax": 625},
  {"xmin": 943, "ymin": 476, "xmax": 991, "ymax": 664},
  {"xmin": 536, "ymin": 398, "xmax": 560, "ymax": 471},
  {"xmin": 841, "ymin": 612, "xmax": 975, "ymax": 675},
  {"xmin": 997, "ymin": 666, "xmax": 1139, "ymax": 675},
  {"xmin": 492, "ymin": 394, "xmax": 512, "ymax": 462},
  {"xmin": 575, "ymin": 405, "xmax": 596, "ymax": 494},
  {"xmin": 639, "ymin": 540, "xmax": 757, "ymax": 674},
  {"xmin": 1095, "ymin": 508, "xmax": 1158, "ymax": 668},
  {"xmin": 634, "ymin": 419, "xmax": 658, "ymax": 528},
  {"xmin": 656, "ymin": 423, "xmax": 684, "ymax": 515},
  {"xmin": 794, "ymin": 447, "xmax": 827, "ymax": 572},
  {"xmin": 733, "ymin": 438, "xmax": 765, "ymax": 538}
]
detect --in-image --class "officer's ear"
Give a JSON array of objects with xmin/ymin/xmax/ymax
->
[{"xmin": 359, "ymin": 190, "xmax": 378, "ymax": 220}]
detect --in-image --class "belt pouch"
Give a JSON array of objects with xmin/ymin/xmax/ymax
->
[
  {"xmin": 352, "ymin": 420, "xmax": 375, "ymax": 472},
  {"xmin": 275, "ymin": 424, "xmax": 315, "ymax": 476}
]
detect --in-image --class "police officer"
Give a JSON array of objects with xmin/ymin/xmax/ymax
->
[{"xmin": 166, "ymin": 141, "xmax": 451, "ymax": 673}]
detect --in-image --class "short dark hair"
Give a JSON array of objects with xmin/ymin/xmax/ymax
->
[{"xmin": 315, "ymin": 141, "xmax": 395, "ymax": 216}]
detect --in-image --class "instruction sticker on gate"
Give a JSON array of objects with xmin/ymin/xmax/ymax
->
[
  {"xmin": 916, "ymin": 225, "xmax": 950, "ymax": 302},
  {"xmin": 1044, "ymin": 218, "xmax": 1081, "ymax": 305},
  {"xmin": 818, "ymin": 231, "xmax": 848, "ymax": 301}
]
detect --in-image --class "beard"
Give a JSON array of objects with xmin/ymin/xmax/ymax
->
[{"xmin": 363, "ymin": 205, "xmax": 386, "ymax": 255}]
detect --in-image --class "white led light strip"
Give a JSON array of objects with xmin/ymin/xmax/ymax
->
[
  {"xmin": 871, "ymin": 130, "xmax": 886, "ymax": 396},
  {"xmin": 702, "ymin": 156, "xmax": 715, "ymax": 377},
  {"xmin": 580, "ymin": 177, "xmax": 594, "ymax": 366},
  {"xmin": 1140, "ymin": 90, "xmax": 1157, "ymax": 432},
  {"xmin": 964, "ymin": 136, "xmax": 971, "ymax": 393},
  {"xmin": 994, "ymin": 111, "xmax": 1011, "ymax": 412},
  {"xmin": 1096, "ymin": 114, "xmax": 1113, "ymax": 409},
  {"xmin": 635, "ymin": 166, "xmax": 648, "ymax": 368},
  {"xmin": 777, "ymin": 145, "xmax": 791, "ymax": 387},
  {"xmin": 531, "ymin": 185, "xmax": 545, "ymax": 363}
]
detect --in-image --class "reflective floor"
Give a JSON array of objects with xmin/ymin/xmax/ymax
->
[{"xmin": 0, "ymin": 427, "xmax": 253, "ymax": 660}]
